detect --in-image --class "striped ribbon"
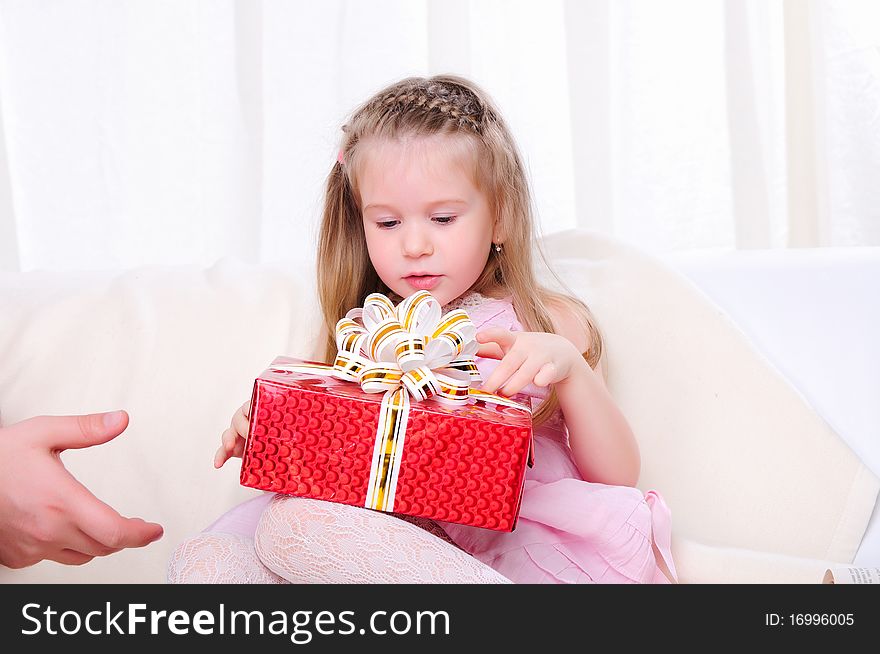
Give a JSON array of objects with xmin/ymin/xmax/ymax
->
[{"xmin": 272, "ymin": 290, "xmax": 531, "ymax": 513}]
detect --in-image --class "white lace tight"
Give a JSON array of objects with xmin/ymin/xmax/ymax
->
[
  {"xmin": 166, "ymin": 532, "xmax": 287, "ymax": 584},
  {"xmin": 167, "ymin": 495, "xmax": 511, "ymax": 584}
]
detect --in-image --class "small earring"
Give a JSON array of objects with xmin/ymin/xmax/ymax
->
[{"xmin": 493, "ymin": 243, "xmax": 502, "ymax": 254}]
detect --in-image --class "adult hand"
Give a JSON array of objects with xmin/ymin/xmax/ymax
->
[{"xmin": 0, "ymin": 410, "xmax": 164, "ymax": 569}]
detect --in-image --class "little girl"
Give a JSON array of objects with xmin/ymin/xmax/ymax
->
[{"xmin": 168, "ymin": 75, "xmax": 677, "ymax": 584}]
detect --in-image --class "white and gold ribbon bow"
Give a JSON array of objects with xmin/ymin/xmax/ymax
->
[{"xmin": 272, "ymin": 290, "xmax": 531, "ymax": 513}]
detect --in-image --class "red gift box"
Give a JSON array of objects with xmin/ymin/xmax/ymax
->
[{"xmin": 240, "ymin": 355, "xmax": 534, "ymax": 531}]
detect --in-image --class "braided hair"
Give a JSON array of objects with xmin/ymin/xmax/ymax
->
[{"xmin": 337, "ymin": 75, "xmax": 501, "ymax": 159}]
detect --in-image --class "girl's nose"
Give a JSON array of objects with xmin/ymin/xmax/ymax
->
[{"xmin": 401, "ymin": 226, "xmax": 433, "ymax": 257}]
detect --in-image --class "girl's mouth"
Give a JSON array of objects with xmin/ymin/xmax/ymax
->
[{"xmin": 404, "ymin": 275, "xmax": 442, "ymax": 290}]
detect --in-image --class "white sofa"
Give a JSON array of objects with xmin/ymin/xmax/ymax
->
[{"xmin": 1, "ymin": 230, "xmax": 877, "ymax": 584}]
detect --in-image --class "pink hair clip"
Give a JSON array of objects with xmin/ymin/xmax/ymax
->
[{"xmin": 337, "ymin": 149, "xmax": 345, "ymax": 165}]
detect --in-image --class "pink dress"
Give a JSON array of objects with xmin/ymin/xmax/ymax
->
[
  {"xmin": 437, "ymin": 294, "xmax": 677, "ymax": 584},
  {"xmin": 206, "ymin": 293, "xmax": 677, "ymax": 584}
]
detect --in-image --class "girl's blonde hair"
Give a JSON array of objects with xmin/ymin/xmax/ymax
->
[{"xmin": 316, "ymin": 74, "xmax": 603, "ymax": 428}]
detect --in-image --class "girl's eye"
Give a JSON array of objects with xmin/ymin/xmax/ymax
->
[{"xmin": 375, "ymin": 216, "xmax": 456, "ymax": 229}]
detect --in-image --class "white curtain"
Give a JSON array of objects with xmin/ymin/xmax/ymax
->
[{"xmin": 0, "ymin": 0, "xmax": 878, "ymax": 272}]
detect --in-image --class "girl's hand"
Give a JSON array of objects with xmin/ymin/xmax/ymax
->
[
  {"xmin": 475, "ymin": 328, "xmax": 583, "ymax": 397},
  {"xmin": 213, "ymin": 400, "xmax": 250, "ymax": 469}
]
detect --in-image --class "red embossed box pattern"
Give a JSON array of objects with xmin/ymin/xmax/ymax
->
[{"xmin": 240, "ymin": 356, "xmax": 533, "ymax": 531}]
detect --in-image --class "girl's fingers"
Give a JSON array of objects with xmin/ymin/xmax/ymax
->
[
  {"xmin": 533, "ymin": 362, "xmax": 559, "ymax": 387},
  {"xmin": 241, "ymin": 400, "xmax": 251, "ymax": 419},
  {"xmin": 481, "ymin": 350, "xmax": 527, "ymax": 394},
  {"xmin": 475, "ymin": 328, "xmax": 516, "ymax": 360},
  {"xmin": 232, "ymin": 409, "xmax": 249, "ymax": 439},
  {"xmin": 500, "ymin": 359, "xmax": 545, "ymax": 397},
  {"xmin": 475, "ymin": 342, "xmax": 505, "ymax": 359},
  {"xmin": 476, "ymin": 328, "xmax": 516, "ymax": 349},
  {"xmin": 221, "ymin": 427, "xmax": 238, "ymax": 451},
  {"xmin": 217, "ymin": 418, "xmax": 248, "ymax": 468},
  {"xmin": 214, "ymin": 445, "xmax": 227, "ymax": 468}
]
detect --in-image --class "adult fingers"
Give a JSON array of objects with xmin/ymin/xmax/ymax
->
[
  {"xmin": 481, "ymin": 350, "xmax": 528, "ymax": 394},
  {"xmin": 79, "ymin": 529, "xmax": 124, "ymax": 557},
  {"xmin": 56, "ymin": 527, "xmax": 123, "ymax": 559},
  {"xmin": 12, "ymin": 411, "xmax": 129, "ymax": 451},
  {"xmin": 66, "ymin": 482, "xmax": 163, "ymax": 550},
  {"xmin": 47, "ymin": 549, "xmax": 95, "ymax": 566},
  {"xmin": 83, "ymin": 513, "xmax": 164, "ymax": 551}
]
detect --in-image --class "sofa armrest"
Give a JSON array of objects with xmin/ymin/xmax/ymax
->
[{"xmin": 663, "ymin": 247, "xmax": 880, "ymax": 565}]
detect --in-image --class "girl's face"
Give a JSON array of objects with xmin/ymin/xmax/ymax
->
[{"xmin": 358, "ymin": 136, "xmax": 498, "ymax": 307}]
